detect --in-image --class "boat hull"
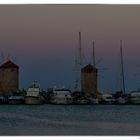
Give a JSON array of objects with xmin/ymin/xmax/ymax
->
[
  {"xmin": 9, "ymin": 99, "xmax": 24, "ymax": 104},
  {"xmin": 25, "ymin": 96, "xmax": 43, "ymax": 105},
  {"xmin": 129, "ymin": 92, "xmax": 140, "ymax": 104},
  {"xmin": 101, "ymin": 101, "xmax": 114, "ymax": 105},
  {"xmin": 116, "ymin": 98, "xmax": 127, "ymax": 104},
  {"xmin": 130, "ymin": 99, "xmax": 140, "ymax": 104},
  {"xmin": 8, "ymin": 96, "xmax": 25, "ymax": 104},
  {"xmin": 88, "ymin": 98, "xmax": 99, "ymax": 104},
  {"xmin": 50, "ymin": 98, "xmax": 73, "ymax": 104},
  {"xmin": 72, "ymin": 99, "xmax": 90, "ymax": 105}
]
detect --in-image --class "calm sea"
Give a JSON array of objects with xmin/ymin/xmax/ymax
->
[{"xmin": 0, "ymin": 104, "xmax": 140, "ymax": 136}]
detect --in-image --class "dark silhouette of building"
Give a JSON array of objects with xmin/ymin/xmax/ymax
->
[
  {"xmin": 81, "ymin": 64, "xmax": 98, "ymax": 98},
  {"xmin": 0, "ymin": 60, "xmax": 19, "ymax": 96}
]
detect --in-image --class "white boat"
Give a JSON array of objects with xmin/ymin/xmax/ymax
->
[
  {"xmin": 114, "ymin": 93, "xmax": 128, "ymax": 104},
  {"xmin": 88, "ymin": 97, "xmax": 99, "ymax": 104},
  {"xmin": 50, "ymin": 86, "xmax": 73, "ymax": 104},
  {"xmin": 129, "ymin": 91, "xmax": 140, "ymax": 104},
  {"xmin": 101, "ymin": 94, "xmax": 114, "ymax": 104},
  {"xmin": 115, "ymin": 96, "xmax": 127, "ymax": 104},
  {"xmin": 8, "ymin": 96, "xmax": 25, "ymax": 104},
  {"xmin": 75, "ymin": 99, "xmax": 89, "ymax": 105},
  {"xmin": 25, "ymin": 82, "xmax": 43, "ymax": 105}
]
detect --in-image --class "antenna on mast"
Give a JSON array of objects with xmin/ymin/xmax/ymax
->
[{"xmin": 120, "ymin": 40, "xmax": 125, "ymax": 94}]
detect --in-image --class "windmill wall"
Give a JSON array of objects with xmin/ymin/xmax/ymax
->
[
  {"xmin": 0, "ymin": 60, "xmax": 19, "ymax": 96},
  {"xmin": 81, "ymin": 64, "xmax": 98, "ymax": 98}
]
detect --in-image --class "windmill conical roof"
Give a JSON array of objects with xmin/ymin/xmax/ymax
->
[
  {"xmin": 0, "ymin": 60, "xmax": 19, "ymax": 68},
  {"xmin": 81, "ymin": 64, "xmax": 97, "ymax": 73}
]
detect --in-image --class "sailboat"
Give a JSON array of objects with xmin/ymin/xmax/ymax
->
[
  {"xmin": 115, "ymin": 40, "xmax": 128, "ymax": 104},
  {"xmin": 72, "ymin": 32, "xmax": 90, "ymax": 104}
]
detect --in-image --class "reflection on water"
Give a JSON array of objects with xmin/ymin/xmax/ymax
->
[{"xmin": 0, "ymin": 105, "xmax": 140, "ymax": 135}]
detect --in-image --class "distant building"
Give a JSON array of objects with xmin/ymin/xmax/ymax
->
[
  {"xmin": 81, "ymin": 64, "xmax": 98, "ymax": 98},
  {"xmin": 0, "ymin": 60, "xmax": 19, "ymax": 96}
]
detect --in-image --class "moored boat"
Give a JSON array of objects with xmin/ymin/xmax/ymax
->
[
  {"xmin": 88, "ymin": 97, "xmax": 99, "ymax": 104},
  {"xmin": 8, "ymin": 96, "xmax": 25, "ymax": 104},
  {"xmin": 114, "ymin": 93, "xmax": 129, "ymax": 104},
  {"xmin": 101, "ymin": 93, "xmax": 115, "ymax": 104},
  {"xmin": 114, "ymin": 40, "xmax": 127, "ymax": 105},
  {"xmin": 25, "ymin": 82, "xmax": 44, "ymax": 105},
  {"xmin": 49, "ymin": 86, "xmax": 73, "ymax": 104},
  {"xmin": 75, "ymin": 98, "xmax": 90, "ymax": 105},
  {"xmin": 129, "ymin": 91, "xmax": 140, "ymax": 104},
  {"xmin": 116, "ymin": 97, "xmax": 126, "ymax": 104}
]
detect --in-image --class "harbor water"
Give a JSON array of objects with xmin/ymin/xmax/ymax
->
[{"xmin": 0, "ymin": 104, "xmax": 140, "ymax": 136}]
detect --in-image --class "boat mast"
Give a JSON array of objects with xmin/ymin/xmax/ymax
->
[
  {"xmin": 92, "ymin": 41, "xmax": 95, "ymax": 67},
  {"xmin": 79, "ymin": 32, "xmax": 83, "ymax": 67},
  {"xmin": 78, "ymin": 32, "xmax": 83, "ymax": 92},
  {"xmin": 120, "ymin": 40, "xmax": 125, "ymax": 94},
  {"xmin": 74, "ymin": 32, "xmax": 83, "ymax": 91}
]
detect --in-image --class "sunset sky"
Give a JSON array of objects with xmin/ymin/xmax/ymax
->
[{"xmin": 0, "ymin": 5, "xmax": 140, "ymax": 93}]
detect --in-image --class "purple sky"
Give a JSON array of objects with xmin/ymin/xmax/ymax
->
[{"xmin": 0, "ymin": 5, "xmax": 140, "ymax": 93}]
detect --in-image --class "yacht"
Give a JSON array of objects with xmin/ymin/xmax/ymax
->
[
  {"xmin": 115, "ymin": 93, "xmax": 128, "ymax": 104},
  {"xmin": 50, "ymin": 86, "xmax": 73, "ymax": 104},
  {"xmin": 8, "ymin": 96, "xmax": 25, "ymax": 104},
  {"xmin": 25, "ymin": 82, "xmax": 44, "ymax": 105},
  {"xmin": 129, "ymin": 91, "xmax": 140, "ymax": 104},
  {"xmin": 76, "ymin": 99, "xmax": 89, "ymax": 105},
  {"xmin": 87, "ymin": 97, "xmax": 99, "ymax": 104},
  {"xmin": 101, "ymin": 93, "xmax": 114, "ymax": 104},
  {"xmin": 89, "ymin": 98, "xmax": 99, "ymax": 104},
  {"xmin": 116, "ymin": 97, "xmax": 127, "ymax": 104}
]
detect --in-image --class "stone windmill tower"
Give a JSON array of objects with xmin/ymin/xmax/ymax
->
[
  {"xmin": 0, "ymin": 60, "xmax": 19, "ymax": 96},
  {"xmin": 81, "ymin": 41, "xmax": 99, "ymax": 98},
  {"xmin": 81, "ymin": 64, "xmax": 98, "ymax": 98}
]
